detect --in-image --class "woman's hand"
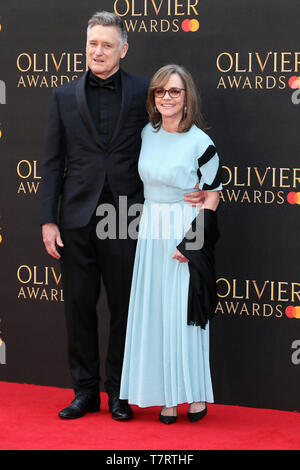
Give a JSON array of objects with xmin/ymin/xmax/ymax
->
[
  {"xmin": 184, "ymin": 183, "xmax": 205, "ymax": 208},
  {"xmin": 184, "ymin": 185, "xmax": 221, "ymax": 212},
  {"xmin": 172, "ymin": 249, "xmax": 189, "ymax": 263}
]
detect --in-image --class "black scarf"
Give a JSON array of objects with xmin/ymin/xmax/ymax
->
[{"xmin": 176, "ymin": 208, "xmax": 220, "ymax": 329}]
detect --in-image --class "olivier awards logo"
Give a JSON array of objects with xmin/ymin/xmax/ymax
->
[
  {"xmin": 113, "ymin": 0, "xmax": 200, "ymax": 33},
  {"xmin": 16, "ymin": 52, "xmax": 87, "ymax": 88},
  {"xmin": 17, "ymin": 265, "xmax": 64, "ymax": 302},
  {"xmin": 216, "ymin": 51, "xmax": 300, "ymax": 91},
  {"xmin": 216, "ymin": 277, "xmax": 300, "ymax": 321},
  {"xmin": 220, "ymin": 165, "xmax": 300, "ymax": 206},
  {"xmin": 17, "ymin": 160, "xmax": 41, "ymax": 195}
]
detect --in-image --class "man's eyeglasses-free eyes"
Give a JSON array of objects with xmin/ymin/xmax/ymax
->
[{"xmin": 154, "ymin": 87, "xmax": 186, "ymax": 98}]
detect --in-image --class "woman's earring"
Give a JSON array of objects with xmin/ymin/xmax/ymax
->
[{"xmin": 183, "ymin": 105, "xmax": 187, "ymax": 118}]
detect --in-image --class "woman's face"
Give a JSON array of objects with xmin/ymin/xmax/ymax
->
[{"xmin": 154, "ymin": 73, "xmax": 186, "ymax": 123}]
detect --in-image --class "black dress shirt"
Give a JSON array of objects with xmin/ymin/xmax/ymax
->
[{"xmin": 86, "ymin": 69, "xmax": 122, "ymax": 201}]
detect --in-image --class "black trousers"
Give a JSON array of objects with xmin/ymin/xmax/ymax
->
[{"xmin": 60, "ymin": 195, "xmax": 137, "ymax": 395}]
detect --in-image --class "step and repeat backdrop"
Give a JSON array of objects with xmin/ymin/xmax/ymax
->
[{"xmin": 0, "ymin": 0, "xmax": 299, "ymax": 412}]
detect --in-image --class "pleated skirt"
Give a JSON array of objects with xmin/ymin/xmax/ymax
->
[{"xmin": 120, "ymin": 199, "xmax": 214, "ymax": 407}]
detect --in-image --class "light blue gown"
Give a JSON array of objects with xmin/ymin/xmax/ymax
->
[{"xmin": 120, "ymin": 123, "xmax": 222, "ymax": 408}]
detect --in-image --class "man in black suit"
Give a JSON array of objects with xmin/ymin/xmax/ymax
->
[{"xmin": 41, "ymin": 11, "xmax": 203, "ymax": 420}]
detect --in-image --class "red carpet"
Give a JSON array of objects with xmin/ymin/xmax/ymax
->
[{"xmin": 0, "ymin": 381, "xmax": 299, "ymax": 450}]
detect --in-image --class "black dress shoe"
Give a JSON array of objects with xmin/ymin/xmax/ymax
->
[
  {"xmin": 188, "ymin": 404, "xmax": 207, "ymax": 423},
  {"xmin": 159, "ymin": 407, "xmax": 177, "ymax": 425},
  {"xmin": 108, "ymin": 392, "xmax": 133, "ymax": 421},
  {"xmin": 159, "ymin": 413, "xmax": 177, "ymax": 425},
  {"xmin": 58, "ymin": 392, "xmax": 100, "ymax": 419}
]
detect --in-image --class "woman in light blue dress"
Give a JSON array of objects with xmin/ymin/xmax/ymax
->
[{"xmin": 120, "ymin": 65, "xmax": 222, "ymax": 424}]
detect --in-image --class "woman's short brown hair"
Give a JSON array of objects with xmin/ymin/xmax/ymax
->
[{"xmin": 146, "ymin": 64, "xmax": 207, "ymax": 133}]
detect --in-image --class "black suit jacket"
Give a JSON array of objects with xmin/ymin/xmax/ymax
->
[{"xmin": 40, "ymin": 69, "xmax": 150, "ymax": 228}]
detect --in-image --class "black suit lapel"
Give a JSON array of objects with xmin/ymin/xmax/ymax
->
[
  {"xmin": 109, "ymin": 69, "xmax": 133, "ymax": 147},
  {"xmin": 75, "ymin": 72, "xmax": 105, "ymax": 150}
]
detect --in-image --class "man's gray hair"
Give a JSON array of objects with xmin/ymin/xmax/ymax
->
[{"xmin": 87, "ymin": 11, "xmax": 128, "ymax": 45}]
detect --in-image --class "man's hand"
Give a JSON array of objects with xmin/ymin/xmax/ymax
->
[
  {"xmin": 184, "ymin": 183, "xmax": 205, "ymax": 207},
  {"xmin": 172, "ymin": 249, "xmax": 189, "ymax": 263},
  {"xmin": 42, "ymin": 223, "xmax": 64, "ymax": 259}
]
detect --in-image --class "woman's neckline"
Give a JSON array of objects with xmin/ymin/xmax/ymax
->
[{"xmin": 161, "ymin": 124, "xmax": 194, "ymax": 134}]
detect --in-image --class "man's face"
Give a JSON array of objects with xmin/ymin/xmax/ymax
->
[{"xmin": 86, "ymin": 25, "xmax": 128, "ymax": 79}]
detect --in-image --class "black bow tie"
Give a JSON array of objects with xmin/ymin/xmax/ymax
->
[{"xmin": 89, "ymin": 73, "xmax": 115, "ymax": 90}]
